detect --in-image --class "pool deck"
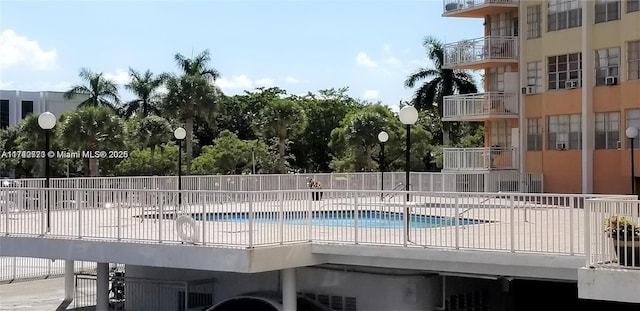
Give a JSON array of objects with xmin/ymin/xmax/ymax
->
[{"xmin": 0, "ymin": 194, "xmax": 585, "ymax": 255}]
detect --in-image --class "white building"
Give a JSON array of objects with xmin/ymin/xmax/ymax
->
[{"xmin": 0, "ymin": 90, "xmax": 87, "ymax": 129}]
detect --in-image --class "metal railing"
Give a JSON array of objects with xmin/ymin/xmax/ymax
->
[
  {"xmin": 443, "ymin": 147, "xmax": 519, "ymax": 171},
  {"xmin": 443, "ymin": 36, "xmax": 518, "ymax": 68},
  {"xmin": 74, "ymin": 273, "xmax": 215, "ymax": 310},
  {"xmin": 443, "ymin": 92, "xmax": 519, "ymax": 121},
  {"xmin": 443, "ymin": 0, "xmax": 518, "ymax": 14},
  {"xmin": 0, "ymin": 257, "xmax": 97, "ymax": 283},
  {"xmin": 0, "ymin": 171, "xmax": 543, "ymax": 193},
  {"xmin": 585, "ymin": 197, "xmax": 640, "ymax": 269},
  {"xmin": 1, "ymin": 188, "xmax": 632, "ymax": 255}
]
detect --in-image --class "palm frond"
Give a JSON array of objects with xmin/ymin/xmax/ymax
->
[{"xmin": 404, "ymin": 68, "xmax": 439, "ymax": 88}]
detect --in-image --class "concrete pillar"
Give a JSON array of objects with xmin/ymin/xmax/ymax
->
[
  {"xmin": 581, "ymin": 0, "xmax": 594, "ymax": 194},
  {"xmin": 281, "ymin": 268, "xmax": 297, "ymax": 311},
  {"xmin": 96, "ymin": 263, "xmax": 109, "ymax": 311},
  {"xmin": 64, "ymin": 260, "xmax": 74, "ymax": 301}
]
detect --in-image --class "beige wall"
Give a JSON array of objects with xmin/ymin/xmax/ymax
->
[{"xmin": 520, "ymin": 1, "xmax": 640, "ymax": 194}]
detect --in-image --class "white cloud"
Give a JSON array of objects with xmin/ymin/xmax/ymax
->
[
  {"xmin": 104, "ymin": 68, "xmax": 131, "ymax": 85},
  {"xmin": 256, "ymin": 78, "xmax": 274, "ymax": 87},
  {"xmin": 362, "ymin": 90, "xmax": 379, "ymax": 100},
  {"xmin": 215, "ymin": 74, "xmax": 253, "ymax": 92},
  {"xmin": 382, "ymin": 44, "xmax": 402, "ymax": 66},
  {"xmin": 356, "ymin": 52, "xmax": 378, "ymax": 68},
  {"xmin": 0, "ymin": 29, "xmax": 57, "ymax": 70},
  {"xmin": 285, "ymin": 76, "xmax": 302, "ymax": 84}
]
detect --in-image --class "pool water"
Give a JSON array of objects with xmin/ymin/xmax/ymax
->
[{"xmin": 193, "ymin": 210, "xmax": 483, "ymax": 229}]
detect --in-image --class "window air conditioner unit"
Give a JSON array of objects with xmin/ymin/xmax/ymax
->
[
  {"xmin": 521, "ymin": 86, "xmax": 535, "ymax": 95},
  {"xmin": 565, "ymin": 80, "xmax": 578, "ymax": 89},
  {"xmin": 617, "ymin": 140, "xmax": 622, "ymax": 150},
  {"xmin": 556, "ymin": 143, "xmax": 566, "ymax": 150},
  {"xmin": 605, "ymin": 76, "xmax": 618, "ymax": 85}
]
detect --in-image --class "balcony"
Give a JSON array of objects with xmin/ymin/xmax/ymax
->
[
  {"xmin": 443, "ymin": 147, "xmax": 519, "ymax": 171},
  {"xmin": 443, "ymin": 92, "xmax": 519, "ymax": 122},
  {"xmin": 443, "ymin": 36, "xmax": 518, "ymax": 70},
  {"xmin": 443, "ymin": 0, "xmax": 518, "ymax": 18}
]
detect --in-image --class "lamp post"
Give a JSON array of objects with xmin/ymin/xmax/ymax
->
[
  {"xmin": 398, "ymin": 106, "xmax": 419, "ymax": 202},
  {"xmin": 378, "ymin": 131, "xmax": 389, "ymax": 200},
  {"xmin": 38, "ymin": 112, "xmax": 56, "ymax": 232},
  {"xmin": 174, "ymin": 127, "xmax": 186, "ymax": 206},
  {"xmin": 626, "ymin": 126, "xmax": 638, "ymax": 196}
]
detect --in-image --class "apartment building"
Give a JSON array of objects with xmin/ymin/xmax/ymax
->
[
  {"xmin": 441, "ymin": 0, "xmax": 640, "ymax": 194},
  {"xmin": 0, "ymin": 90, "xmax": 86, "ymax": 129}
]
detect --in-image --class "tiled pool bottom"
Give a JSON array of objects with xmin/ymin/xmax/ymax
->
[{"xmin": 190, "ymin": 210, "xmax": 485, "ymax": 229}]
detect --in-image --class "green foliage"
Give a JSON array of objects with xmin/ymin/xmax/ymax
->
[
  {"xmin": 115, "ymin": 146, "xmax": 179, "ymax": 176},
  {"xmin": 191, "ymin": 130, "xmax": 271, "ymax": 175}
]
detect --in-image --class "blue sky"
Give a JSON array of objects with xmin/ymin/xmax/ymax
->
[{"xmin": 0, "ymin": 0, "xmax": 482, "ymax": 110}]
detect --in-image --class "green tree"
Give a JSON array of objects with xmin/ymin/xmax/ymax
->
[
  {"xmin": 121, "ymin": 68, "xmax": 165, "ymax": 118},
  {"xmin": 191, "ymin": 130, "xmax": 269, "ymax": 175},
  {"xmin": 135, "ymin": 115, "xmax": 172, "ymax": 173},
  {"xmin": 253, "ymin": 97, "xmax": 307, "ymax": 173},
  {"xmin": 58, "ymin": 106, "xmax": 125, "ymax": 176},
  {"xmin": 290, "ymin": 87, "xmax": 360, "ymax": 172},
  {"xmin": 115, "ymin": 145, "xmax": 178, "ymax": 176},
  {"xmin": 64, "ymin": 67, "xmax": 120, "ymax": 109},
  {"xmin": 163, "ymin": 49, "xmax": 221, "ymax": 174},
  {"xmin": 404, "ymin": 36, "xmax": 478, "ymax": 145}
]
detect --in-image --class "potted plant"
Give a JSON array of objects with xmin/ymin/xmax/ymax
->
[
  {"xmin": 605, "ymin": 215, "xmax": 640, "ymax": 267},
  {"xmin": 307, "ymin": 178, "xmax": 323, "ymax": 201}
]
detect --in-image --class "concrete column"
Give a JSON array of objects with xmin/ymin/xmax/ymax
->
[
  {"xmin": 96, "ymin": 262, "xmax": 109, "ymax": 311},
  {"xmin": 518, "ymin": 0, "xmax": 527, "ymax": 177},
  {"xmin": 281, "ymin": 268, "xmax": 297, "ymax": 311},
  {"xmin": 64, "ymin": 260, "xmax": 75, "ymax": 301},
  {"xmin": 581, "ymin": 0, "xmax": 594, "ymax": 194}
]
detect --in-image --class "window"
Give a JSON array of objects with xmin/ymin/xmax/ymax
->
[
  {"xmin": 527, "ymin": 118, "xmax": 543, "ymax": 151},
  {"xmin": 527, "ymin": 62, "xmax": 543, "ymax": 93},
  {"xmin": 595, "ymin": 112, "xmax": 620, "ymax": 149},
  {"xmin": 21, "ymin": 101, "xmax": 33, "ymax": 119},
  {"xmin": 548, "ymin": 0, "xmax": 582, "ymax": 31},
  {"xmin": 490, "ymin": 120, "xmax": 511, "ymax": 147},
  {"xmin": 547, "ymin": 114, "xmax": 582, "ymax": 150},
  {"xmin": 548, "ymin": 53, "xmax": 582, "ymax": 90},
  {"xmin": 629, "ymin": 40, "xmax": 640, "ymax": 80},
  {"xmin": 595, "ymin": 0, "xmax": 620, "ymax": 23},
  {"xmin": 487, "ymin": 66, "xmax": 506, "ymax": 92},
  {"xmin": 527, "ymin": 6, "xmax": 542, "ymax": 39},
  {"xmin": 628, "ymin": 0, "xmax": 640, "ymax": 12},
  {"xmin": 595, "ymin": 47, "xmax": 620, "ymax": 85},
  {"xmin": 628, "ymin": 109, "xmax": 640, "ymax": 148},
  {"xmin": 0, "ymin": 100, "xmax": 9, "ymax": 129}
]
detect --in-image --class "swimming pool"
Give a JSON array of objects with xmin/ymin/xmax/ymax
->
[{"xmin": 191, "ymin": 210, "xmax": 484, "ymax": 229}]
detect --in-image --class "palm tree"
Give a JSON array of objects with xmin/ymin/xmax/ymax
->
[
  {"xmin": 59, "ymin": 106, "xmax": 124, "ymax": 176},
  {"xmin": 64, "ymin": 68, "xmax": 120, "ymax": 109},
  {"xmin": 135, "ymin": 115, "xmax": 172, "ymax": 174},
  {"xmin": 164, "ymin": 49, "xmax": 221, "ymax": 174},
  {"xmin": 121, "ymin": 68, "xmax": 165, "ymax": 118},
  {"xmin": 253, "ymin": 98, "xmax": 307, "ymax": 173},
  {"xmin": 404, "ymin": 36, "xmax": 478, "ymax": 145}
]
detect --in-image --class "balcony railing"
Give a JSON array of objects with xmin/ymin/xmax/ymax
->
[
  {"xmin": 443, "ymin": 92, "xmax": 519, "ymax": 121},
  {"xmin": 443, "ymin": 0, "xmax": 518, "ymax": 16},
  {"xmin": 443, "ymin": 147, "xmax": 519, "ymax": 171},
  {"xmin": 443, "ymin": 36, "xmax": 518, "ymax": 69}
]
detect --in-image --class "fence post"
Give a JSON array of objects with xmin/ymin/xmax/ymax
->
[
  {"xmin": 248, "ymin": 192, "xmax": 254, "ymax": 247},
  {"xmin": 510, "ymin": 194, "xmax": 515, "ymax": 253},
  {"xmin": 354, "ymin": 193, "xmax": 358, "ymax": 245},
  {"xmin": 584, "ymin": 199, "xmax": 591, "ymax": 267},
  {"xmin": 279, "ymin": 191, "xmax": 284, "ymax": 245}
]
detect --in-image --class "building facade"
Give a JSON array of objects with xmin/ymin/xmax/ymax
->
[
  {"xmin": 0, "ymin": 90, "xmax": 86, "ymax": 129},
  {"xmin": 441, "ymin": 0, "xmax": 640, "ymax": 194}
]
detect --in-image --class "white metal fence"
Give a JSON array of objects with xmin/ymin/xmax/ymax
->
[
  {"xmin": 443, "ymin": 36, "xmax": 519, "ymax": 68},
  {"xmin": 443, "ymin": 147, "xmax": 519, "ymax": 171},
  {"xmin": 443, "ymin": 0, "xmax": 517, "ymax": 14},
  {"xmin": 0, "ymin": 172, "xmax": 542, "ymax": 282},
  {"xmin": 1, "ymin": 188, "xmax": 631, "ymax": 255},
  {"xmin": 0, "ymin": 257, "xmax": 97, "ymax": 283},
  {"xmin": 585, "ymin": 197, "xmax": 640, "ymax": 269},
  {"xmin": 442, "ymin": 92, "xmax": 519, "ymax": 121},
  {"xmin": 2, "ymin": 171, "xmax": 543, "ymax": 193}
]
